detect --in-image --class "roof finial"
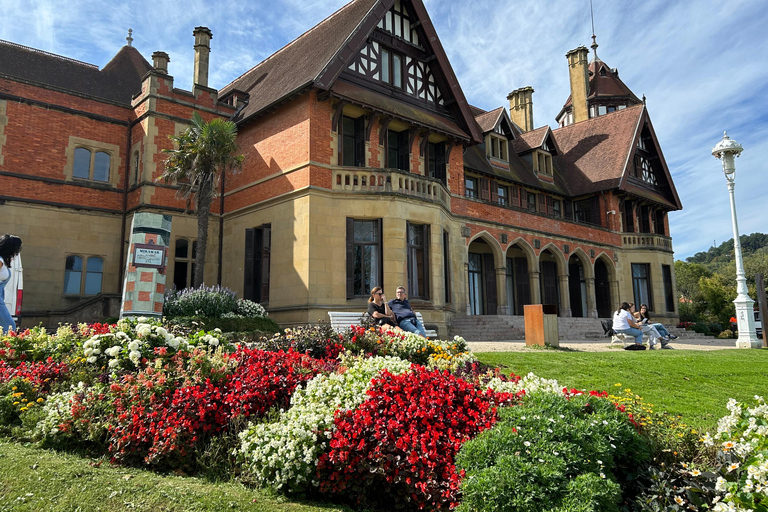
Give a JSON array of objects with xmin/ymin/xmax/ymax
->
[
  {"xmin": 126, "ymin": 28, "xmax": 133, "ymax": 47},
  {"xmin": 590, "ymin": 0, "xmax": 599, "ymax": 60}
]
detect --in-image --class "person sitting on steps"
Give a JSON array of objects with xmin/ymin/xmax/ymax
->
[{"xmin": 388, "ymin": 286, "xmax": 427, "ymax": 338}]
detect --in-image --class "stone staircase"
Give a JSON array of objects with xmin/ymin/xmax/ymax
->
[{"xmin": 449, "ymin": 314, "xmax": 707, "ymax": 342}]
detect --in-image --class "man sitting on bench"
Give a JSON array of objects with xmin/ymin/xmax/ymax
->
[{"xmin": 388, "ymin": 286, "xmax": 427, "ymax": 337}]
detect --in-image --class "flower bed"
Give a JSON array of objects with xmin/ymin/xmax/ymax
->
[{"xmin": 0, "ymin": 318, "xmax": 764, "ymax": 511}]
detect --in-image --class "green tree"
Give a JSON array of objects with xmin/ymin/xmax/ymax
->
[
  {"xmin": 160, "ymin": 112, "xmax": 243, "ymax": 287},
  {"xmin": 674, "ymin": 261, "xmax": 711, "ymax": 300},
  {"xmin": 698, "ymin": 273, "xmax": 736, "ymax": 327}
]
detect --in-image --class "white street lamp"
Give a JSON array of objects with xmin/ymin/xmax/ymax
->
[{"xmin": 711, "ymin": 132, "xmax": 760, "ymax": 348}]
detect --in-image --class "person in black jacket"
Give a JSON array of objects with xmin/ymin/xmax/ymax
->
[{"xmin": 367, "ymin": 286, "xmax": 398, "ymax": 328}]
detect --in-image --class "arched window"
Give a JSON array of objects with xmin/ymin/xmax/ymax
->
[
  {"xmin": 132, "ymin": 151, "xmax": 140, "ymax": 185},
  {"xmin": 64, "ymin": 255, "xmax": 83, "ymax": 294},
  {"xmin": 72, "ymin": 148, "xmax": 111, "ymax": 182},
  {"xmin": 73, "ymin": 148, "xmax": 91, "ymax": 179},
  {"xmin": 84, "ymin": 257, "xmax": 103, "ymax": 295},
  {"xmin": 93, "ymin": 152, "xmax": 111, "ymax": 182}
]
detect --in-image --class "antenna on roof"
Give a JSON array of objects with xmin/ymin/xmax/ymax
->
[
  {"xmin": 590, "ymin": 0, "xmax": 599, "ymax": 61},
  {"xmin": 126, "ymin": 28, "xmax": 133, "ymax": 47}
]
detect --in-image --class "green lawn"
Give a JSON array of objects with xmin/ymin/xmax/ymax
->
[
  {"xmin": 476, "ymin": 348, "xmax": 768, "ymax": 431},
  {"xmin": 0, "ymin": 440, "xmax": 350, "ymax": 512}
]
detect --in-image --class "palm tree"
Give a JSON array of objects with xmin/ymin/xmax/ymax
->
[{"xmin": 160, "ymin": 112, "xmax": 243, "ymax": 288}]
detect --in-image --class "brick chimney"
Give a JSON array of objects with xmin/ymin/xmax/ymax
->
[
  {"xmin": 507, "ymin": 87, "xmax": 534, "ymax": 132},
  {"xmin": 193, "ymin": 26, "xmax": 212, "ymax": 87},
  {"xmin": 151, "ymin": 51, "xmax": 170, "ymax": 74},
  {"xmin": 566, "ymin": 46, "xmax": 590, "ymax": 123}
]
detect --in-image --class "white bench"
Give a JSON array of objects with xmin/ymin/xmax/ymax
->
[
  {"xmin": 328, "ymin": 311, "xmax": 437, "ymax": 338},
  {"xmin": 610, "ymin": 332, "xmax": 652, "ymax": 348}
]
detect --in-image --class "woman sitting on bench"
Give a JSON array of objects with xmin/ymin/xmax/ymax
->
[
  {"xmin": 613, "ymin": 301, "xmax": 644, "ymax": 347},
  {"xmin": 367, "ymin": 287, "xmax": 398, "ymax": 329}
]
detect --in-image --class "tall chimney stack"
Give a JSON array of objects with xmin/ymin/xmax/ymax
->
[
  {"xmin": 193, "ymin": 26, "xmax": 213, "ymax": 88},
  {"xmin": 152, "ymin": 51, "xmax": 170, "ymax": 74},
  {"xmin": 507, "ymin": 87, "xmax": 535, "ymax": 132},
  {"xmin": 566, "ymin": 46, "xmax": 590, "ymax": 123}
]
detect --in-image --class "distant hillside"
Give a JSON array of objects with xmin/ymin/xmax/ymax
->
[{"xmin": 685, "ymin": 233, "xmax": 768, "ymax": 267}]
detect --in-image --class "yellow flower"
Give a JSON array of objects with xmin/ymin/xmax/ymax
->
[
  {"xmin": 11, "ymin": 386, "xmax": 17, "ymax": 391},
  {"xmin": 12, "ymin": 401, "xmax": 19, "ymax": 406}
]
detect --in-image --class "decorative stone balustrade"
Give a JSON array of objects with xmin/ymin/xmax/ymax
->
[
  {"xmin": 331, "ymin": 167, "xmax": 450, "ymax": 209},
  {"xmin": 622, "ymin": 234, "xmax": 673, "ymax": 251}
]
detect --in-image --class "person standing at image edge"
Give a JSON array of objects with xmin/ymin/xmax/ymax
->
[{"xmin": 0, "ymin": 235, "xmax": 23, "ymax": 334}]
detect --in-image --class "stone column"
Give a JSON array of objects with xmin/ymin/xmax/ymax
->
[
  {"xmin": 495, "ymin": 266, "xmax": 509, "ymax": 315},
  {"xmin": 586, "ymin": 277, "xmax": 598, "ymax": 318},
  {"xmin": 558, "ymin": 274, "xmax": 572, "ymax": 317},
  {"xmin": 120, "ymin": 213, "xmax": 172, "ymax": 319},
  {"xmin": 610, "ymin": 279, "xmax": 620, "ymax": 309},
  {"xmin": 529, "ymin": 271, "xmax": 541, "ymax": 304}
]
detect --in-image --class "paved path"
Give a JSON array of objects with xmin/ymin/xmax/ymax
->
[{"xmin": 468, "ymin": 337, "xmax": 741, "ymax": 353}]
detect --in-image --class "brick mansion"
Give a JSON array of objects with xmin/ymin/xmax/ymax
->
[{"xmin": 0, "ymin": 0, "xmax": 682, "ymax": 334}]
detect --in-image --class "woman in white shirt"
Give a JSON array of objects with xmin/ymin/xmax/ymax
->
[
  {"xmin": 612, "ymin": 301, "xmax": 644, "ymax": 345},
  {"xmin": 0, "ymin": 234, "xmax": 23, "ymax": 333}
]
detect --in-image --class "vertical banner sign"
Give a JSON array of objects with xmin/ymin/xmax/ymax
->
[{"xmin": 120, "ymin": 213, "xmax": 172, "ymax": 319}]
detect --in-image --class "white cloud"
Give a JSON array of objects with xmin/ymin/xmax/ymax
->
[{"xmin": 2, "ymin": 0, "xmax": 766, "ymax": 260}]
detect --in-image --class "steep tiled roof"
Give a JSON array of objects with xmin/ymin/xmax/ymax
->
[
  {"xmin": 510, "ymin": 126, "xmax": 549, "ymax": 153},
  {"xmin": 552, "ymin": 104, "xmax": 642, "ymax": 196},
  {"xmin": 561, "ymin": 58, "xmax": 642, "ymax": 112},
  {"xmin": 464, "ymin": 143, "xmax": 570, "ymax": 197},
  {"xmin": 220, "ymin": 0, "xmax": 378, "ymax": 123},
  {"xmin": 0, "ymin": 40, "xmax": 151, "ymax": 104},
  {"xmin": 474, "ymin": 107, "xmax": 503, "ymax": 133}
]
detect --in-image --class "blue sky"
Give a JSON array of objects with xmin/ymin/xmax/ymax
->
[{"xmin": 2, "ymin": 0, "xmax": 766, "ymax": 260}]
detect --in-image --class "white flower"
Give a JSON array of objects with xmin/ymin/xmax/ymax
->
[
  {"xmin": 108, "ymin": 359, "xmax": 120, "ymax": 368},
  {"xmin": 128, "ymin": 341, "xmax": 140, "ymax": 352},
  {"xmin": 208, "ymin": 337, "xmax": 219, "ymax": 347},
  {"xmin": 135, "ymin": 324, "xmax": 151, "ymax": 337},
  {"xmin": 129, "ymin": 350, "xmax": 141, "ymax": 365},
  {"xmin": 86, "ymin": 356, "xmax": 97, "ymax": 364}
]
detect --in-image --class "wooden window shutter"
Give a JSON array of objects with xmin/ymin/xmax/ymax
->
[
  {"xmin": 243, "ymin": 228, "xmax": 255, "ymax": 301},
  {"xmin": 520, "ymin": 188, "xmax": 527, "ymax": 209},
  {"xmin": 261, "ymin": 225, "xmax": 271, "ymax": 302},
  {"xmin": 564, "ymin": 200, "xmax": 573, "ymax": 220},
  {"xmin": 480, "ymin": 177, "xmax": 490, "ymax": 200},
  {"xmin": 377, "ymin": 219, "xmax": 384, "ymax": 289},
  {"xmin": 591, "ymin": 196, "xmax": 601, "ymax": 225},
  {"xmin": 539, "ymin": 194, "xmax": 546, "ymax": 212},
  {"xmin": 547, "ymin": 195, "xmax": 555, "ymax": 215},
  {"xmin": 354, "ymin": 116, "xmax": 366, "ymax": 167},
  {"xmin": 398, "ymin": 130, "xmax": 410, "ymax": 171},
  {"xmin": 511, "ymin": 186, "xmax": 520, "ymax": 207},
  {"xmin": 423, "ymin": 224, "xmax": 430, "ymax": 299},
  {"xmin": 346, "ymin": 218, "xmax": 355, "ymax": 299},
  {"xmin": 435, "ymin": 142, "xmax": 446, "ymax": 182},
  {"xmin": 490, "ymin": 180, "xmax": 498, "ymax": 203}
]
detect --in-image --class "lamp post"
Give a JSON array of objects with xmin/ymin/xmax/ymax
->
[{"xmin": 711, "ymin": 132, "xmax": 760, "ymax": 348}]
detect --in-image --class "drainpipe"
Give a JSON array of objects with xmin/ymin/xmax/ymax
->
[{"xmin": 118, "ymin": 124, "xmax": 132, "ymax": 294}]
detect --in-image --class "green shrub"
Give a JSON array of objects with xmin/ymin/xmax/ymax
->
[
  {"xmin": 167, "ymin": 316, "xmax": 279, "ymax": 335},
  {"xmin": 717, "ymin": 329, "xmax": 735, "ymax": 339},
  {"xmin": 692, "ymin": 322, "xmax": 711, "ymax": 335},
  {"xmin": 163, "ymin": 285, "xmax": 238, "ymax": 319},
  {"xmin": 706, "ymin": 322, "xmax": 723, "ymax": 335},
  {"xmin": 455, "ymin": 392, "xmax": 650, "ymax": 512}
]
